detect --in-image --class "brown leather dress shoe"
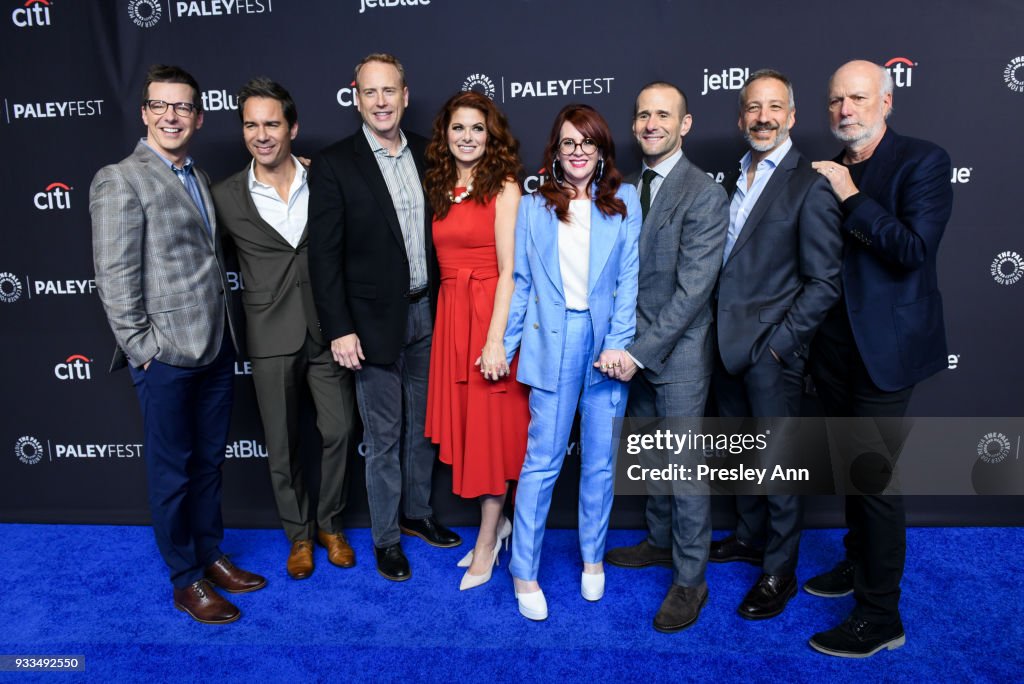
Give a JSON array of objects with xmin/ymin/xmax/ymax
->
[
  {"xmin": 287, "ymin": 540, "xmax": 315, "ymax": 580},
  {"xmin": 173, "ymin": 580, "xmax": 240, "ymax": 624},
  {"xmin": 317, "ymin": 530, "xmax": 356, "ymax": 568},
  {"xmin": 204, "ymin": 556, "xmax": 267, "ymax": 593}
]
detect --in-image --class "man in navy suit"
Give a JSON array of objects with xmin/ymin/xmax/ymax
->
[
  {"xmin": 710, "ymin": 69, "xmax": 842, "ymax": 620},
  {"xmin": 805, "ymin": 60, "xmax": 953, "ymax": 658}
]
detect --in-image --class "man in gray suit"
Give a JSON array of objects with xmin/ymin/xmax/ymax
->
[
  {"xmin": 213, "ymin": 78, "xmax": 357, "ymax": 581},
  {"xmin": 91, "ymin": 65, "xmax": 265, "ymax": 624},
  {"xmin": 604, "ymin": 82, "xmax": 729, "ymax": 632}
]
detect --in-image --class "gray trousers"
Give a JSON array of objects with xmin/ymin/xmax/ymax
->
[
  {"xmin": 251, "ymin": 333, "xmax": 355, "ymax": 542},
  {"xmin": 353, "ymin": 297, "xmax": 435, "ymax": 548},
  {"xmin": 629, "ymin": 371, "xmax": 712, "ymax": 588}
]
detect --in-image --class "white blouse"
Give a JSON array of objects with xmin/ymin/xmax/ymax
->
[{"xmin": 559, "ymin": 199, "xmax": 592, "ymax": 311}]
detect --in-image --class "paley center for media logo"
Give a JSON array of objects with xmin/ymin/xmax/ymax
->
[
  {"xmin": 34, "ymin": 181, "xmax": 72, "ymax": 210},
  {"xmin": 0, "ymin": 272, "xmax": 23, "ymax": 303},
  {"xmin": 1005, "ymin": 56, "xmax": 1024, "ymax": 94},
  {"xmin": 991, "ymin": 250, "xmax": 1023, "ymax": 286},
  {"xmin": 128, "ymin": 0, "xmax": 271, "ymax": 28},
  {"xmin": 14, "ymin": 435, "xmax": 143, "ymax": 465},
  {"xmin": 0, "ymin": 271, "xmax": 96, "ymax": 300},
  {"xmin": 459, "ymin": 72, "xmax": 615, "ymax": 104},
  {"xmin": 977, "ymin": 432, "xmax": 1020, "ymax": 465},
  {"xmin": 11, "ymin": 0, "xmax": 51, "ymax": 27}
]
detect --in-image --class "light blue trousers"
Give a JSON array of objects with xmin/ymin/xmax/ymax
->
[{"xmin": 510, "ymin": 309, "xmax": 628, "ymax": 581}]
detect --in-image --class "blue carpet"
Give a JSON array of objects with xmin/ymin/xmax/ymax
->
[{"xmin": 0, "ymin": 524, "xmax": 1020, "ymax": 682}]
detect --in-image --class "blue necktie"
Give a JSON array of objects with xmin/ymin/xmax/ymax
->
[{"xmin": 174, "ymin": 163, "xmax": 212, "ymax": 235}]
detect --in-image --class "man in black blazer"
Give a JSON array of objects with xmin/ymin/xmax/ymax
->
[
  {"xmin": 213, "ymin": 78, "xmax": 356, "ymax": 581},
  {"xmin": 308, "ymin": 53, "xmax": 459, "ymax": 582},
  {"xmin": 710, "ymin": 70, "xmax": 842, "ymax": 619},
  {"xmin": 806, "ymin": 60, "xmax": 953, "ymax": 658}
]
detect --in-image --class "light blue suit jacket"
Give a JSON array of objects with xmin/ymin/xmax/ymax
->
[{"xmin": 504, "ymin": 186, "xmax": 641, "ymax": 392}]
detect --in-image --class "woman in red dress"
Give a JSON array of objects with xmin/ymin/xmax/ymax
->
[{"xmin": 424, "ymin": 92, "xmax": 529, "ymax": 590}]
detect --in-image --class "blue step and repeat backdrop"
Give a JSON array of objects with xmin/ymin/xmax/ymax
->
[{"xmin": 1, "ymin": 0, "xmax": 1022, "ymax": 528}]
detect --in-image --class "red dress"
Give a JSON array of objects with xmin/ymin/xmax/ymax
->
[{"xmin": 425, "ymin": 192, "xmax": 530, "ymax": 498}]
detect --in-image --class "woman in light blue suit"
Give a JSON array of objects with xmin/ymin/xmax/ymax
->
[{"xmin": 504, "ymin": 104, "xmax": 641, "ymax": 620}]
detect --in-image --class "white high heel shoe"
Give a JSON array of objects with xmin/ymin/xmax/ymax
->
[
  {"xmin": 581, "ymin": 571, "xmax": 605, "ymax": 602},
  {"xmin": 457, "ymin": 516, "xmax": 512, "ymax": 568},
  {"xmin": 459, "ymin": 537, "xmax": 502, "ymax": 591},
  {"xmin": 515, "ymin": 587, "xmax": 548, "ymax": 621}
]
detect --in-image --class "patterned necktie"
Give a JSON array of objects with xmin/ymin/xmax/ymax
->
[{"xmin": 640, "ymin": 168, "xmax": 658, "ymax": 222}]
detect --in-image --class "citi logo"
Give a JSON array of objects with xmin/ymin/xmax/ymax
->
[
  {"xmin": 201, "ymin": 89, "xmax": 238, "ymax": 112},
  {"xmin": 54, "ymin": 354, "xmax": 92, "ymax": 381},
  {"xmin": 336, "ymin": 81, "xmax": 357, "ymax": 108},
  {"xmin": 523, "ymin": 167, "xmax": 549, "ymax": 194},
  {"xmin": 884, "ymin": 57, "xmax": 915, "ymax": 88},
  {"xmin": 11, "ymin": 0, "xmax": 51, "ymax": 27},
  {"xmin": 359, "ymin": 0, "xmax": 430, "ymax": 13},
  {"xmin": 0, "ymin": 272, "xmax": 23, "ymax": 303},
  {"xmin": 700, "ymin": 67, "xmax": 749, "ymax": 96},
  {"xmin": 34, "ymin": 181, "xmax": 72, "ymax": 210}
]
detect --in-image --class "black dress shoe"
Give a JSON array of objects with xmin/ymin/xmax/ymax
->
[
  {"xmin": 709, "ymin": 534, "xmax": 763, "ymax": 565},
  {"xmin": 374, "ymin": 544, "xmax": 411, "ymax": 582},
  {"xmin": 738, "ymin": 573, "xmax": 797, "ymax": 620},
  {"xmin": 809, "ymin": 616, "xmax": 906, "ymax": 658},
  {"xmin": 399, "ymin": 515, "xmax": 462, "ymax": 548},
  {"xmin": 653, "ymin": 583, "xmax": 708, "ymax": 633},
  {"xmin": 803, "ymin": 560, "xmax": 855, "ymax": 597},
  {"xmin": 605, "ymin": 540, "xmax": 672, "ymax": 568}
]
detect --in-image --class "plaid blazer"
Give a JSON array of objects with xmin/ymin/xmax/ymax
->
[{"xmin": 90, "ymin": 141, "xmax": 236, "ymax": 371}]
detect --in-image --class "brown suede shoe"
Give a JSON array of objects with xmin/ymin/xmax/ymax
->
[
  {"xmin": 317, "ymin": 530, "xmax": 356, "ymax": 568},
  {"xmin": 204, "ymin": 556, "xmax": 267, "ymax": 593},
  {"xmin": 287, "ymin": 540, "xmax": 315, "ymax": 580},
  {"xmin": 173, "ymin": 580, "xmax": 240, "ymax": 624}
]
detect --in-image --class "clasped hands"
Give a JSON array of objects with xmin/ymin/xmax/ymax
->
[
  {"xmin": 594, "ymin": 349, "xmax": 637, "ymax": 382},
  {"xmin": 475, "ymin": 340, "xmax": 510, "ymax": 381}
]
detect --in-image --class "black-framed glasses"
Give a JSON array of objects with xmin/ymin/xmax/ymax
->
[
  {"xmin": 558, "ymin": 137, "xmax": 598, "ymax": 155},
  {"xmin": 145, "ymin": 100, "xmax": 198, "ymax": 117}
]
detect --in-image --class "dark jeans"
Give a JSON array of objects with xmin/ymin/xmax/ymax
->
[{"xmin": 352, "ymin": 298, "xmax": 435, "ymax": 548}]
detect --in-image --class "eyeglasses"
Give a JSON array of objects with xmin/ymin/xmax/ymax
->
[
  {"xmin": 558, "ymin": 137, "xmax": 598, "ymax": 156},
  {"xmin": 145, "ymin": 100, "xmax": 198, "ymax": 117}
]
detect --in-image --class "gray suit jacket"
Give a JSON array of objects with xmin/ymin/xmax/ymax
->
[
  {"xmin": 627, "ymin": 152, "xmax": 729, "ymax": 383},
  {"xmin": 90, "ymin": 141, "xmax": 236, "ymax": 371},
  {"xmin": 212, "ymin": 167, "xmax": 322, "ymax": 359}
]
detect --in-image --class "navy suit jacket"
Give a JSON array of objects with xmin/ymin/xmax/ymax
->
[
  {"xmin": 716, "ymin": 145, "xmax": 843, "ymax": 375},
  {"xmin": 835, "ymin": 127, "xmax": 952, "ymax": 391}
]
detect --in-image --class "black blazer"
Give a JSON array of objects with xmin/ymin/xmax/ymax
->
[
  {"xmin": 213, "ymin": 166, "xmax": 322, "ymax": 359},
  {"xmin": 716, "ymin": 145, "xmax": 843, "ymax": 374},
  {"xmin": 307, "ymin": 129, "xmax": 438, "ymax": 365},
  {"xmin": 833, "ymin": 128, "xmax": 952, "ymax": 392}
]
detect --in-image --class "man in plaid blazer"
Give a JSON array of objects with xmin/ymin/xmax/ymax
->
[{"xmin": 90, "ymin": 64, "xmax": 265, "ymax": 624}]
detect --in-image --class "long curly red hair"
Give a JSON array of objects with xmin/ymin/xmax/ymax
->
[
  {"xmin": 425, "ymin": 91, "xmax": 522, "ymax": 220},
  {"xmin": 538, "ymin": 104, "xmax": 626, "ymax": 222}
]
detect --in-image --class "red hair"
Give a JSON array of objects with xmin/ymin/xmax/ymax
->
[
  {"xmin": 425, "ymin": 91, "xmax": 522, "ymax": 219},
  {"xmin": 538, "ymin": 104, "xmax": 626, "ymax": 222}
]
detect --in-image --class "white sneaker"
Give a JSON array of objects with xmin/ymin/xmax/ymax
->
[
  {"xmin": 581, "ymin": 571, "xmax": 605, "ymax": 602},
  {"xmin": 515, "ymin": 588, "xmax": 548, "ymax": 621}
]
